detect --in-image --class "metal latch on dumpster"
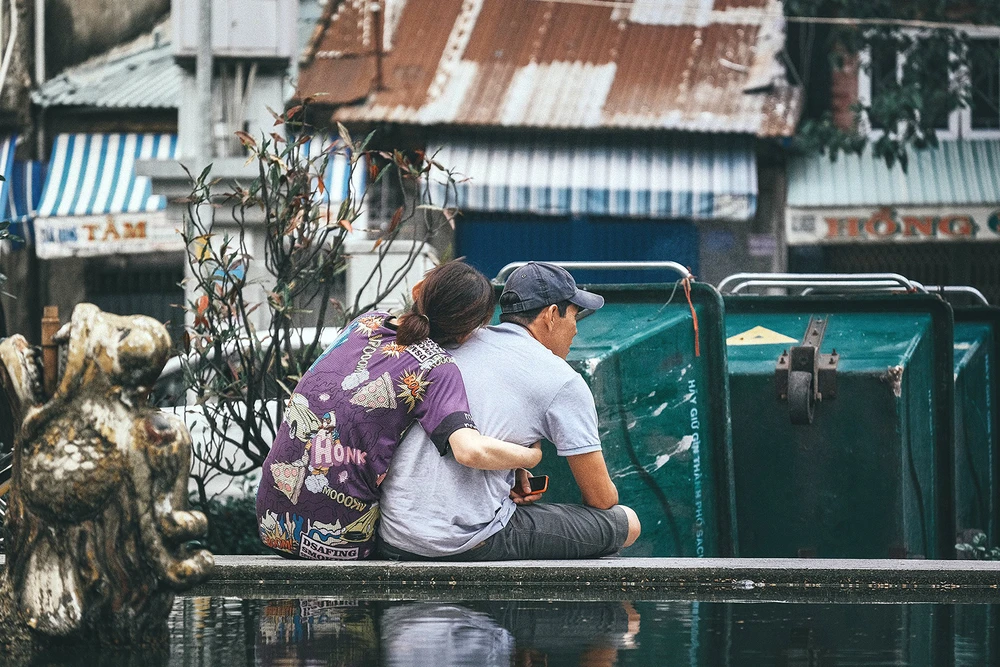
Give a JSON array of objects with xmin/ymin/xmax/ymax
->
[{"xmin": 775, "ymin": 315, "xmax": 838, "ymax": 425}]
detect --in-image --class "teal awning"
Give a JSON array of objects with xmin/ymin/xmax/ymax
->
[{"xmin": 788, "ymin": 140, "xmax": 1000, "ymax": 208}]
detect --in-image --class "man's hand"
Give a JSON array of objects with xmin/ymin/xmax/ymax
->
[{"xmin": 509, "ymin": 467, "xmax": 544, "ymax": 505}]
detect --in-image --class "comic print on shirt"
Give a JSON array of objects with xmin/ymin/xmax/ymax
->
[
  {"xmin": 256, "ymin": 311, "xmax": 478, "ymax": 560},
  {"xmin": 396, "ymin": 369, "xmax": 431, "ymax": 412}
]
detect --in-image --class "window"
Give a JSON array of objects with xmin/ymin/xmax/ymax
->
[
  {"xmin": 969, "ymin": 38, "xmax": 1000, "ymax": 131},
  {"xmin": 919, "ymin": 52, "xmax": 952, "ymax": 131},
  {"xmin": 867, "ymin": 43, "xmax": 899, "ymax": 131},
  {"xmin": 860, "ymin": 33, "xmax": 1000, "ymax": 138}
]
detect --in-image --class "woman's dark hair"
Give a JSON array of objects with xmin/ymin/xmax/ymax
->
[{"xmin": 396, "ymin": 261, "xmax": 496, "ymax": 346}]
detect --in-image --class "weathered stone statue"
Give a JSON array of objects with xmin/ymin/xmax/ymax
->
[{"xmin": 0, "ymin": 304, "xmax": 214, "ymax": 654}]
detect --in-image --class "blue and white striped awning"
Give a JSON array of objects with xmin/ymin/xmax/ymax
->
[
  {"xmin": 428, "ymin": 134, "xmax": 758, "ymax": 221},
  {"xmin": 0, "ymin": 135, "xmax": 16, "ymax": 223},
  {"xmin": 5, "ymin": 159, "xmax": 45, "ymax": 249},
  {"xmin": 8, "ymin": 159, "xmax": 44, "ymax": 223},
  {"xmin": 34, "ymin": 133, "xmax": 182, "ymax": 259},
  {"xmin": 37, "ymin": 133, "xmax": 177, "ymax": 218}
]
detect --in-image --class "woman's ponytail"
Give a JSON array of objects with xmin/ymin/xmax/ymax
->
[
  {"xmin": 393, "ymin": 261, "xmax": 494, "ymax": 347},
  {"xmin": 396, "ymin": 311, "xmax": 431, "ymax": 346}
]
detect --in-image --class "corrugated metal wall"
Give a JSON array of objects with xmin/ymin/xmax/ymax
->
[{"xmin": 456, "ymin": 213, "xmax": 698, "ymax": 284}]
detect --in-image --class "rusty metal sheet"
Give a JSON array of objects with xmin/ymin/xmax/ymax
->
[{"xmin": 298, "ymin": 0, "xmax": 800, "ymax": 136}]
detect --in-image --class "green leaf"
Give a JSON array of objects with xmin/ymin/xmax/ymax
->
[{"xmin": 359, "ymin": 129, "xmax": 377, "ymax": 153}]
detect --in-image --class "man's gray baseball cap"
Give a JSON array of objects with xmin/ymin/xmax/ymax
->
[{"xmin": 499, "ymin": 262, "xmax": 605, "ymax": 314}]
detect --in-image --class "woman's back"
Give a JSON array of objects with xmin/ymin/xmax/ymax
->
[{"xmin": 256, "ymin": 311, "xmax": 475, "ymax": 560}]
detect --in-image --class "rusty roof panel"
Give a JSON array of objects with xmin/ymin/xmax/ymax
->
[{"xmin": 302, "ymin": 0, "xmax": 801, "ymax": 136}]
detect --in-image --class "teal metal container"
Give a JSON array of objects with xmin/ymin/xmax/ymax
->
[
  {"xmin": 951, "ymin": 307, "xmax": 1000, "ymax": 667},
  {"xmin": 952, "ymin": 307, "xmax": 1000, "ymax": 542},
  {"xmin": 532, "ymin": 282, "xmax": 737, "ymax": 557},
  {"xmin": 724, "ymin": 294, "xmax": 955, "ymax": 559}
]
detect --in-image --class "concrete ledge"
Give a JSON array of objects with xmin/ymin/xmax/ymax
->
[
  {"xmin": 194, "ymin": 556, "xmax": 1000, "ymax": 603},
  {"xmin": 5, "ymin": 555, "xmax": 999, "ymax": 602}
]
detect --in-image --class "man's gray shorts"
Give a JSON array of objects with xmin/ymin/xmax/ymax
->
[{"xmin": 377, "ymin": 503, "xmax": 630, "ymax": 561}]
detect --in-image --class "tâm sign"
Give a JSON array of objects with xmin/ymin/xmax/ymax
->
[{"xmin": 35, "ymin": 212, "xmax": 185, "ymax": 259}]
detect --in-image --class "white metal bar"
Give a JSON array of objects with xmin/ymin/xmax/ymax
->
[
  {"xmin": 493, "ymin": 261, "xmax": 692, "ymax": 283},
  {"xmin": 718, "ymin": 272, "xmax": 920, "ymax": 294}
]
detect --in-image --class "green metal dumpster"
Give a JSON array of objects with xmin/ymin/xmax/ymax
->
[
  {"xmin": 952, "ymin": 306, "xmax": 1000, "ymax": 543},
  {"xmin": 952, "ymin": 311, "xmax": 999, "ymax": 542},
  {"xmin": 493, "ymin": 262, "xmax": 737, "ymax": 558},
  {"xmin": 950, "ymin": 305, "xmax": 1000, "ymax": 666},
  {"xmin": 723, "ymin": 292, "xmax": 954, "ymax": 559}
]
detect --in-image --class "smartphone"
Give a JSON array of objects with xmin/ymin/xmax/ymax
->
[{"xmin": 527, "ymin": 475, "xmax": 549, "ymax": 494}]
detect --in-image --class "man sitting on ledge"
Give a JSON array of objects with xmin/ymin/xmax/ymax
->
[{"xmin": 377, "ymin": 262, "xmax": 641, "ymax": 560}]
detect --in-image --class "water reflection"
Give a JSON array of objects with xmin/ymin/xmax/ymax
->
[
  {"xmin": 161, "ymin": 597, "xmax": 1000, "ymax": 667},
  {"xmin": 381, "ymin": 603, "xmax": 514, "ymax": 666}
]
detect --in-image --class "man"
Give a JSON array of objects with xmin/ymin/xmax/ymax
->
[{"xmin": 377, "ymin": 262, "xmax": 641, "ymax": 560}]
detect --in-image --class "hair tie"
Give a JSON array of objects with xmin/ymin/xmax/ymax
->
[{"xmin": 415, "ymin": 313, "xmax": 430, "ymax": 324}]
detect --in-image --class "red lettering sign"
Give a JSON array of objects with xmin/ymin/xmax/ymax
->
[
  {"xmin": 938, "ymin": 216, "xmax": 976, "ymax": 237},
  {"xmin": 902, "ymin": 216, "xmax": 934, "ymax": 237},
  {"xmin": 865, "ymin": 209, "xmax": 898, "ymax": 237}
]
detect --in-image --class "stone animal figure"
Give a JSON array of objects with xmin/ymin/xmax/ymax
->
[{"xmin": 0, "ymin": 304, "xmax": 213, "ymax": 645}]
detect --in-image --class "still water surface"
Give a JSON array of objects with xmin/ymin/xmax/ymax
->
[
  {"xmin": 152, "ymin": 597, "xmax": 996, "ymax": 666},
  {"xmin": 19, "ymin": 597, "xmax": 995, "ymax": 665}
]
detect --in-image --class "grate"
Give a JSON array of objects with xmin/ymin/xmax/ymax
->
[{"xmin": 823, "ymin": 243, "xmax": 1000, "ymax": 305}]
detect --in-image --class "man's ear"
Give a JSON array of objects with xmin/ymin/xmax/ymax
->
[{"xmin": 544, "ymin": 304, "xmax": 559, "ymax": 330}]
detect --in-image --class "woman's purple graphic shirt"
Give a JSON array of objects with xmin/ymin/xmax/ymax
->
[{"xmin": 256, "ymin": 312, "xmax": 476, "ymax": 559}]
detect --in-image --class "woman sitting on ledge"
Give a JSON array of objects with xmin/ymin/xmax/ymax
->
[{"xmin": 256, "ymin": 261, "xmax": 541, "ymax": 560}]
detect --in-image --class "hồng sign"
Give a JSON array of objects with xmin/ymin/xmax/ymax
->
[{"xmin": 786, "ymin": 206, "xmax": 1000, "ymax": 245}]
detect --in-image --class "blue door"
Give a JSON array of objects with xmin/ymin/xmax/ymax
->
[{"xmin": 456, "ymin": 213, "xmax": 699, "ymax": 284}]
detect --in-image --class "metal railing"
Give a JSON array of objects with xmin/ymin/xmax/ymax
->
[
  {"xmin": 923, "ymin": 285, "xmax": 991, "ymax": 306},
  {"xmin": 718, "ymin": 272, "xmax": 925, "ymax": 295},
  {"xmin": 494, "ymin": 261, "xmax": 692, "ymax": 283}
]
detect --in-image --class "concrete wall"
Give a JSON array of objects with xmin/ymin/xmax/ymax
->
[
  {"xmin": 177, "ymin": 68, "xmax": 291, "ymax": 159},
  {"xmin": 696, "ymin": 148, "xmax": 787, "ymax": 287},
  {"xmin": 0, "ymin": 0, "xmax": 35, "ymax": 130},
  {"xmin": 0, "ymin": 243, "xmax": 41, "ymax": 342},
  {"xmin": 45, "ymin": 0, "xmax": 170, "ymax": 76}
]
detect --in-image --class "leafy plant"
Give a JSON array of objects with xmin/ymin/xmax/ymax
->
[
  {"xmin": 955, "ymin": 530, "xmax": 1000, "ymax": 560},
  {"xmin": 786, "ymin": 0, "xmax": 1000, "ymax": 169},
  {"xmin": 189, "ymin": 483, "xmax": 269, "ymax": 555},
  {"xmin": 177, "ymin": 105, "xmax": 462, "ymax": 505}
]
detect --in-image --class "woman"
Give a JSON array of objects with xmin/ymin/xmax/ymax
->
[{"xmin": 256, "ymin": 261, "xmax": 541, "ymax": 559}]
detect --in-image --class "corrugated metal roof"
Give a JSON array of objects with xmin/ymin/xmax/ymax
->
[
  {"xmin": 33, "ymin": 23, "xmax": 181, "ymax": 110},
  {"xmin": 297, "ymin": 0, "xmax": 801, "ymax": 136},
  {"xmin": 788, "ymin": 140, "xmax": 1000, "ymax": 208}
]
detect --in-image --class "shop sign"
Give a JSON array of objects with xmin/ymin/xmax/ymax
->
[
  {"xmin": 35, "ymin": 212, "xmax": 185, "ymax": 259},
  {"xmin": 786, "ymin": 206, "xmax": 1000, "ymax": 245}
]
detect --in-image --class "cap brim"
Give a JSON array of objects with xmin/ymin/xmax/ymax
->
[{"xmin": 569, "ymin": 289, "xmax": 604, "ymax": 311}]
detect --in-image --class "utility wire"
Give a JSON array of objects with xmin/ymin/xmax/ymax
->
[{"xmin": 530, "ymin": 0, "xmax": 1000, "ymax": 33}]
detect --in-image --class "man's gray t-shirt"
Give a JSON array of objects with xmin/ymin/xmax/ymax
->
[{"xmin": 378, "ymin": 323, "xmax": 602, "ymax": 557}]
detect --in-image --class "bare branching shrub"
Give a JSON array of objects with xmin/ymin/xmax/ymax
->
[{"xmin": 176, "ymin": 108, "xmax": 461, "ymax": 504}]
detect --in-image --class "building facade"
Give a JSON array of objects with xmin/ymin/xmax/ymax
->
[
  {"xmin": 296, "ymin": 0, "xmax": 802, "ymax": 286},
  {"xmin": 787, "ymin": 28, "xmax": 1000, "ymax": 303}
]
